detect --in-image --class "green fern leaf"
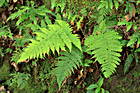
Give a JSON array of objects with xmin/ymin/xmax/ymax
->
[
  {"xmin": 85, "ymin": 31, "xmax": 122, "ymax": 78},
  {"xmin": 124, "ymin": 54, "xmax": 134, "ymax": 74},
  {"xmin": 18, "ymin": 20, "xmax": 81, "ymax": 62},
  {"xmin": 52, "ymin": 47, "xmax": 83, "ymax": 88},
  {"xmin": 127, "ymin": 32, "xmax": 140, "ymax": 47}
]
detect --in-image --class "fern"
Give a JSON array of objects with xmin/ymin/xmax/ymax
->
[
  {"xmin": 7, "ymin": 5, "xmax": 54, "ymax": 27},
  {"xmin": 18, "ymin": 20, "xmax": 81, "ymax": 62},
  {"xmin": 85, "ymin": 31, "xmax": 122, "ymax": 78},
  {"xmin": 0, "ymin": 26, "xmax": 13, "ymax": 39},
  {"xmin": 52, "ymin": 47, "xmax": 83, "ymax": 88},
  {"xmin": 127, "ymin": 32, "xmax": 140, "ymax": 47}
]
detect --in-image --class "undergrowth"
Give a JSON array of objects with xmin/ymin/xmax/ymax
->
[{"xmin": 0, "ymin": 0, "xmax": 140, "ymax": 93}]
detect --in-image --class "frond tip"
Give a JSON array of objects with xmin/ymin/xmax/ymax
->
[
  {"xmin": 18, "ymin": 20, "xmax": 81, "ymax": 62},
  {"xmin": 85, "ymin": 31, "xmax": 122, "ymax": 78}
]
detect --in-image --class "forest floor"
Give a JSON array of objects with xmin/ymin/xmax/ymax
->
[
  {"xmin": 58, "ymin": 63, "xmax": 140, "ymax": 93},
  {"xmin": 104, "ymin": 63, "xmax": 140, "ymax": 93}
]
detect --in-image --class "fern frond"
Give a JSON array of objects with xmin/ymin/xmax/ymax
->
[
  {"xmin": 7, "ymin": 5, "xmax": 54, "ymax": 26},
  {"xmin": 85, "ymin": 31, "xmax": 122, "ymax": 78},
  {"xmin": 52, "ymin": 47, "xmax": 83, "ymax": 88},
  {"xmin": 127, "ymin": 32, "xmax": 140, "ymax": 47},
  {"xmin": 18, "ymin": 20, "xmax": 81, "ymax": 62}
]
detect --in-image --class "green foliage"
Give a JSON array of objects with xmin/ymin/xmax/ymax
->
[
  {"xmin": 133, "ymin": 71, "xmax": 140, "ymax": 78},
  {"xmin": 5, "ymin": 72, "xmax": 32, "ymax": 93},
  {"xmin": 1, "ymin": 0, "xmax": 140, "ymax": 92},
  {"xmin": 98, "ymin": 0, "xmax": 119, "ymax": 10},
  {"xmin": 95, "ymin": 0, "xmax": 111, "ymax": 23},
  {"xmin": 124, "ymin": 54, "xmax": 134, "ymax": 74},
  {"xmin": 87, "ymin": 77, "xmax": 109, "ymax": 93},
  {"xmin": 118, "ymin": 20, "xmax": 133, "ymax": 32},
  {"xmin": 7, "ymin": 2, "xmax": 55, "ymax": 48},
  {"xmin": 127, "ymin": 32, "xmax": 140, "ymax": 47},
  {"xmin": 0, "ymin": 0, "xmax": 5, "ymax": 7},
  {"xmin": 0, "ymin": 26, "xmax": 13, "ymax": 39},
  {"xmin": 51, "ymin": 0, "xmax": 66, "ymax": 12},
  {"xmin": 85, "ymin": 31, "xmax": 122, "ymax": 78},
  {"xmin": 0, "ymin": 0, "xmax": 8, "ymax": 7},
  {"xmin": 122, "ymin": 31, "xmax": 140, "ymax": 74},
  {"xmin": 0, "ymin": 47, "xmax": 4, "ymax": 57},
  {"xmin": 18, "ymin": 20, "xmax": 81, "ymax": 62},
  {"xmin": 6, "ymin": 72, "xmax": 30, "ymax": 90},
  {"xmin": 82, "ymin": 59, "xmax": 95, "ymax": 67},
  {"xmin": 52, "ymin": 47, "xmax": 83, "ymax": 88},
  {"xmin": 0, "ymin": 60, "xmax": 10, "ymax": 79},
  {"xmin": 7, "ymin": 4, "xmax": 54, "ymax": 30},
  {"xmin": 11, "ymin": 50, "xmax": 21, "ymax": 63}
]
